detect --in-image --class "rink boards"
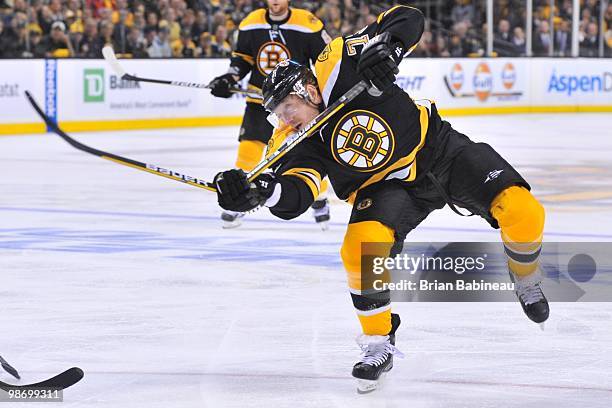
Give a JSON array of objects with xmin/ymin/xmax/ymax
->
[{"xmin": 1, "ymin": 57, "xmax": 611, "ymax": 134}]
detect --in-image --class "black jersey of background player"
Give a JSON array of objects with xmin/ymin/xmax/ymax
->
[
  {"xmin": 230, "ymin": 7, "xmax": 330, "ymax": 104},
  {"xmin": 267, "ymin": 6, "xmax": 451, "ymax": 214}
]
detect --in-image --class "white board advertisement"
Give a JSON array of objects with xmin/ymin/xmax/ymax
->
[
  {"xmin": 56, "ymin": 59, "xmax": 246, "ymax": 122},
  {"xmin": 531, "ymin": 59, "xmax": 612, "ymax": 108},
  {"xmin": 0, "ymin": 60, "xmax": 46, "ymax": 127}
]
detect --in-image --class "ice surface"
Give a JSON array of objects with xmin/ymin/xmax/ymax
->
[{"xmin": 1, "ymin": 114, "xmax": 612, "ymax": 407}]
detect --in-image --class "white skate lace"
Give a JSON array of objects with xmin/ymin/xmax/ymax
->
[
  {"xmin": 516, "ymin": 280, "xmax": 544, "ymax": 305},
  {"xmin": 358, "ymin": 340, "xmax": 404, "ymax": 367}
]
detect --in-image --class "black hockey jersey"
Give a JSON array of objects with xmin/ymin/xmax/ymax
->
[
  {"xmin": 230, "ymin": 7, "xmax": 330, "ymax": 104},
  {"xmin": 265, "ymin": 6, "xmax": 451, "ymax": 220}
]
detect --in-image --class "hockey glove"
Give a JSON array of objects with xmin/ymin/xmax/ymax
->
[
  {"xmin": 356, "ymin": 32, "xmax": 400, "ymax": 93},
  {"xmin": 209, "ymin": 73, "xmax": 238, "ymax": 98},
  {"xmin": 214, "ymin": 169, "xmax": 277, "ymax": 212}
]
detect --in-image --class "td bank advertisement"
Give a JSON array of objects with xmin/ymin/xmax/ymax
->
[{"xmin": 57, "ymin": 59, "xmax": 244, "ymax": 123}]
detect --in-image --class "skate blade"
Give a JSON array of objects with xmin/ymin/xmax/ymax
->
[
  {"xmin": 356, "ymin": 378, "xmax": 379, "ymax": 394},
  {"xmin": 539, "ymin": 322, "xmax": 545, "ymax": 331},
  {"xmin": 222, "ymin": 219, "xmax": 243, "ymax": 229},
  {"xmin": 317, "ymin": 221, "xmax": 329, "ymax": 231}
]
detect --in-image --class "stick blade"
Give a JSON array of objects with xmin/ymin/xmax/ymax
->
[{"xmin": 102, "ymin": 46, "xmax": 126, "ymax": 77}]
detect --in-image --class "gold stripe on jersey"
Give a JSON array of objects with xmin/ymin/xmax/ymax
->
[
  {"xmin": 346, "ymin": 104, "xmax": 430, "ymax": 203},
  {"xmin": 284, "ymin": 8, "xmax": 324, "ymax": 32},
  {"xmin": 232, "ymin": 51, "xmax": 254, "ymax": 65},
  {"xmin": 282, "ymin": 167, "xmax": 322, "ymax": 199},
  {"xmin": 315, "ymin": 37, "xmax": 344, "ymax": 105},
  {"xmin": 238, "ymin": 9, "xmax": 268, "ymax": 30}
]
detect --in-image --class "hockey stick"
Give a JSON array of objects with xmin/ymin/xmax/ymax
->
[
  {"xmin": 0, "ymin": 367, "xmax": 83, "ymax": 391},
  {"xmin": 25, "ymin": 80, "xmax": 366, "ymax": 192},
  {"xmin": 0, "ymin": 356, "xmax": 20, "ymax": 380},
  {"xmin": 102, "ymin": 46, "xmax": 260, "ymax": 97},
  {"xmin": 25, "ymin": 91, "xmax": 217, "ymax": 192}
]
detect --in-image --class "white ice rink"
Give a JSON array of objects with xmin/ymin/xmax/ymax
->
[{"xmin": 1, "ymin": 113, "xmax": 612, "ymax": 407}]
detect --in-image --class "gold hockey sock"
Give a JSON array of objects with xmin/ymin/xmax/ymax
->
[
  {"xmin": 341, "ymin": 221, "xmax": 395, "ymax": 335},
  {"xmin": 490, "ymin": 186, "xmax": 545, "ymax": 277}
]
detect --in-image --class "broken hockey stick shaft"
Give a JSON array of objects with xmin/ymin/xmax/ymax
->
[
  {"xmin": 0, "ymin": 356, "xmax": 20, "ymax": 380},
  {"xmin": 102, "ymin": 46, "xmax": 260, "ymax": 97},
  {"xmin": 25, "ymin": 80, "xmax": 367, "ymax": 193},
  {"xmin": 25, "ymin": 91, "xmax": 217, "ymax": 192}
]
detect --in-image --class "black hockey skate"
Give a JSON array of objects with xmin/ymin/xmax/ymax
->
[
  {"xmin": 509, "ymin": 271, "xmax": 549, "ymax": 324},
  {"xmin": 352, "ymin": 313, "xmax": 403, "ymax": 394},
  {"xmin": 311, "ymin": 198, "xmax": 330, "ymax": 230}
]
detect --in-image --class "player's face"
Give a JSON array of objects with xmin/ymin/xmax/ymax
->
[
  {"xmin": 267, "ymin": 0, "xmax": 289, "ymax": 16},
  {"xmin": 272, "ymin": 92, "xmax": 320, "ymax": 131}
]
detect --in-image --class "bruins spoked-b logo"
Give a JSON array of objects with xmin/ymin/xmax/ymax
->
[
  {"xmin": 257, "ymin": 42, "xmax": 291, "ymax": 75},
  {"xmin": 331, "ymin": 110, "xmax": 394, "ymax": 172}
]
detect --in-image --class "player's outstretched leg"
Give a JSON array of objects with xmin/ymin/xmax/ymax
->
[
  {"xmin": 491, "ymin": 185, "xmax": 549, "ymax": 323},
  {"xmin": 352, "ymin": 313, "xmax": 403, "ymax": 394}
]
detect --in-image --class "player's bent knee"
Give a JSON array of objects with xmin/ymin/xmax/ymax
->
[
  {"xmin": 341, "ymin": 221, "xmax": 395, "ymax": 290},
  {"xmin": 490, "ymin": 186, "xmax": 545, "ymax": 243},
  {"xmin": 235, "ymin": 140, "xmax": 266, "ymax": 171}
]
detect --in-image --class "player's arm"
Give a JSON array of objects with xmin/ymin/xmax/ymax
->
[
  {"xmin": 214, "ymin": 155, "xmax": 326, "ymax": 220},
  {"xmin": 373, "ymin": 5, "xmax": 425, "ymax": 61},
  {"xmin": 309, "ymin": 19, "xmax": 332, "ymax": 64},
  {"xmin": 228, "ymin": 29, "xmax": 254, "ymax": 80},
  {"xmin": 209, "ymin": 29, "xmax": 253, "ymax": 98},
  {"xmin": 352, "ymin": 6, "xmax": 425, "ymax": 92}
]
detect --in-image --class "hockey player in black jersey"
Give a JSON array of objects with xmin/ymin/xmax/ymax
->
[
  {"xmin": 214, "ymin": 6, "xmax": 549, "ymax": 393},
  {"xmin": 208, "ymin": 0, "xmax": 332, "ymax": 229}
]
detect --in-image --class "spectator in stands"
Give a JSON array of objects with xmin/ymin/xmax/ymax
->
[
  {"xmin": 494, "ymin": 18, "xmax": 518, "ymax": 56},
  {"xmin": 434, "ymin": 35, "xmax": 451, "ymax": 57},
  {"xmin": 172, "ymin": 28, "xmax": 197, "ymax": 57},
  {"xmin": 210, "ymin": 23, "xmax": 230, "ymax": 57},
  {"xmin": 555, "ymin": 19, "xmax": 571, "ymax": 56},
  {"xmin": 197, "ymin": 31, "xmax": 213, "ymax": 57},
  {"xmin": 512, "ymin": 26, "xmax": 526, "ymax": 56},
  {"xmin": 451, "ymin": 0, "xmax": 475, "ymax": 26},
  {"xmin": 113, "ymin": 8, "xmax": 131, "ymax": 54},
  {"xmin": 533, "ymin": 20, "xmax": 551, "ymax": 56},
  {"xmin": 191, "ymin": 10, "xmax": 208, "ymax": 42},
  {"xmin": 38, "ymin": 4, "xmax": 56, "ymax": 34},
  {"xmin": 40, "ymin": 20, "xmax": 75, "ymax": 57},
  {"xmin": 164, "ymin": 7, "xmax": 181, "ymax": 42},
  {"xmin": 77, "ymin": 18, "xmax": 103, "ymax": 57},
  {"xmin": 145, "ymin": 11, "xmax": 159, "ymax": 33},
  {"xmin": 580, "ymin": 22, "xmax": 599, "ymax": 57},
  {"xmin": 48, "ymin": 0, "xmax": 64, "ymax": 23},
  {"xmin": 411, "ymin": 29, "xmax": 433, "ymax": 58},
  {"xmin": 99, "ymin": 19, "xmax": 115, "ymax": 49},
  {"xmin": 29, "ymin": 30, "xmax": 47, "ymax": 57},
  {"xmin": 148, "ymin": 24, "xmax": 171, "ymax": 57},
  {"xmin": 181, "ymin": 9, "xmax": 196, "ymax": 37},
  {"xmin": 125, "ymin": 26, "xmax": 148, "ymax": 57}
]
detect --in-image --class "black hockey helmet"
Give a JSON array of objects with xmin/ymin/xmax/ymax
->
[{"xmin": 262, "ymin": 60, "xmax": 317, "ymax": 112}]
